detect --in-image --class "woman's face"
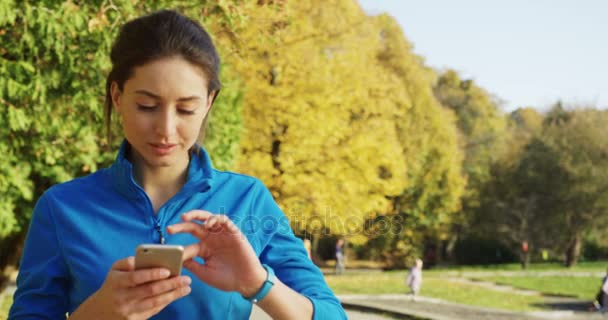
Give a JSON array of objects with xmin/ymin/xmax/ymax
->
[{"xmin": 111, "ymin": 56, "xmax": 213, "ymax": 169}]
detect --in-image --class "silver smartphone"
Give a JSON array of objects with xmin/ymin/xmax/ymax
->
[{"xmin": 135, "ymin": 244, "xmax": 184, "ymax": 277}]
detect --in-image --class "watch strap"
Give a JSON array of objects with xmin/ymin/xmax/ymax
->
[{"xmin": 244, "ymin": 264, "xmax": 276, "ymax": 303}]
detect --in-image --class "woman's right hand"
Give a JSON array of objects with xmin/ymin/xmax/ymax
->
[{"xmin": 70, "ymin": 256, "xmax": 191, "ymax": 320}]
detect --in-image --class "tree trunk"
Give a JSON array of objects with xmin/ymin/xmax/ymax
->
[
  {"xmin": 311, "ymin": 235, "xmax": 320, "ymax": 265},
  {"xmin": 445, "ymin": 228, "xmax": 461, "ymax": 263},
  {"xmin": 565, "ymin": 234, "xmax": 582, "ymax": 267},
  {"xmin": 0, "ymin": 231, "xmax": 26, "ymax": 286}
]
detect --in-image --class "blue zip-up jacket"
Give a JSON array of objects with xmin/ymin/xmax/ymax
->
[{"xmin": 10, "ymin": 144, "xmax": 346, "ymax": 319}]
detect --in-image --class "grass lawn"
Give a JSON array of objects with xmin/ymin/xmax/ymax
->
[
  {"xmin": 426, "ymin": 260, "xmax": 608, "ymax": 274},
  {"xmin": 325, "ymin": 271, "xmax": 545, "ymax": 311},
  {"xmin": 0, "ymin": 295, "xmax": 12, "ymax": 319},
  {"xmin": 484, "ymin": 276, "xmax": 600, "ymax": 299}
]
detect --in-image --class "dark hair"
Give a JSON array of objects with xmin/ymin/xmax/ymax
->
[{"xmin": 104, "ymin": 10, "xmax": 221, "ymax": 143}]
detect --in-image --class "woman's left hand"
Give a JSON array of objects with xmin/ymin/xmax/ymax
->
[{"xmin": 166, "ymin": 210, "xmax": 266, "ymax": 298}]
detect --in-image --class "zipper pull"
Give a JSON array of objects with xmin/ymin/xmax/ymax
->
[{"xmin": 154, "ymin": 222, "xmax": 165, "ymax": 244}]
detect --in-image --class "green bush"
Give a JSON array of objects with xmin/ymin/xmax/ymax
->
[{"xmin": 0, "ymin": 0, "xmax": 243, "ymax": 269}]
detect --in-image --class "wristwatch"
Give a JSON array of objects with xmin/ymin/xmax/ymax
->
[{"xmin": 243, "ymin": 264, "xmax": 276, "ymax": 304}]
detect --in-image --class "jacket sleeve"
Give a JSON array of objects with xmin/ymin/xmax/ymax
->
[
  {"xmin": 252, "ymin": 181, "xmax": 347, "ymax": 320},
  {"xmin": 9, "ymin": 192, "xmax": 70, "ymax": 319}
]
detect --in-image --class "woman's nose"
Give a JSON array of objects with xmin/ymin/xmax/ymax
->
[{"xmin": 155, "ymin": 110, "xmax": 177, "ymax": 137}]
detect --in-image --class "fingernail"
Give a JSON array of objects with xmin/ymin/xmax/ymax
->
[
  {"xmin": 160, "ymin": 269, "xmax": 171, "ymax": 278},
  {"xmin": 182, "ymin": 286, "xmax": 191, "ymax": 295},
  {"xmin": 182, "ymin": 276, "xmax": 192, "ymax": 285}
]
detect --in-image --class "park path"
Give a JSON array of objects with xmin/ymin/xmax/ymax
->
[
  {"xmin": 443, "ymin": 275, "xmax": 592, "ymax": 303},
  {"xmin": 445, "ymin": 276, "xmax": 541, "ymax": 295},
  {"xmin": 250, "ymin": 304, "xmax": 395, "ymax": 320},
  {"xmin": 444, "ymin": 276, "xmax": 595, "ymax": 315},
  {"xmin": 439, "ymin": 270, "xmax": 605, "ymax": 278},
  {"xmin": 443, "ymin": 271, "xmax": 602, "ymax": 309},
  {"xmin": 339, "ymin": 294, "xmax": 606, "ymax": 320}
]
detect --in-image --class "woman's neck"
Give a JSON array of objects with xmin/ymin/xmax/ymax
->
[{"xmin": 129, "ymin": 148, "xmax": 189, "ymax": 213}]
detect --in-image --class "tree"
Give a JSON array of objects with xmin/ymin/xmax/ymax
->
[
  {"xmin": 367, "ymin": 18, "xmax": 465, "ymax": 267},
  {"xmin": 540, "ymin": 108, "xmax": 608, "ymax": 266},
  {"xmin": 433, "ymin": 70, "xmax": 508, "ymax": 259},
  {"xmin": 478, "ymin": 137, "xmax": 561, "ymax": 268},
  {"xmin": 228, "ymin": 1, "xmax": 407, "ymax": 245},
  {"xmin": 221, "ymin": 1, "xmax": 465, "ymax": 265},
  {"xmin": 478, "ymin": 107, "xmax": 608, "ymax": 267}
]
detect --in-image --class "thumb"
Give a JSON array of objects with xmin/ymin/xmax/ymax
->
[{"xmin": 112, "ymin": 256, "xmax": 135, "ymax": 272}]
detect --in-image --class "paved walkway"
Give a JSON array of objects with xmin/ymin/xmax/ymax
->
[
  {"xmin": 445, "ymin": 277, "xmax": 541, "ymax": 296},
  {"xmin": 250, "ymin": 304, "xmax": 395, "ymax": 320},
  {"xmin": 440, "ymin": 270, "xmax": 606, "ymax": 278},
  {"xmin": 339, "ymin": 294, "xmax": 608, "ymax": 320}
]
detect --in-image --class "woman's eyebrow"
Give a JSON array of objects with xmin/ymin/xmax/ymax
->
[{"xmin": 134, "ymin": 89, "xmax": 202, "ymax": 102}]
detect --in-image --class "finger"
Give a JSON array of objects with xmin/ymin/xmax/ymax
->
[
  {"xmin": 127, "ymin": 275, "xmax": 191, "ymax": 300},
  {"xmin": 112, "ymin": 256, "xmax": 136, "ymax": 272},
  {"xmin": 204, "ymin": 215, "xmax": 239, "ymax": 234},
  {"xmin": 181, "ymin": 210, "xmax": 213, "ymax": 222},
  {"xmin": 166, "ymin": 221, "xmax": 207, "ymax": 239},
  {"xmin": 131, "ymin": 284, "xmax": 192, "ymax": 313},
  {"xmin": 118, "ymin": 268, "xmax": 172, "ymax": 287},
  {"xmin": 182, "ymin": 243, "xmax": 207, "ymax": 261},
  {"xmin": 204, "ymin": 214, "xmax": 232, "ymax": 231},
  {"xmin": 204, "ymin": 215, "xmax": 220, "ymax": 230}
]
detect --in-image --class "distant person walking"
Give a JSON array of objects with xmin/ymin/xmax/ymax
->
[
  {"xmin": 406, "ymin": 259, "xmax": 423, "ymax": 298},
  {"xmin": 595, "ymin": 268, "xmax": 608, "ymax": 311},
  {"xmin": 521, "ymin": 240, "xmax": 529, "ymax": 269},
  {"xmin": 335, "ymin": 238, "xmax": 345, "ymax": 275}
]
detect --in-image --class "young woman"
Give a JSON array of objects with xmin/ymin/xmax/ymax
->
[{"xmin": 9, "ymin": 10, "xmax": 345, "ymax": 320}]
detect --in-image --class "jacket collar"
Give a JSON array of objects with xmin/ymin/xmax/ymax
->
[{"xmin": 109, "ymin": 141, "xmax": 214, "ymax": 200}]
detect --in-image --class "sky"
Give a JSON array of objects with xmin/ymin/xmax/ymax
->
[{"xmin": 357, "ymin": 0, "xmax": 608, "ymax": 112}]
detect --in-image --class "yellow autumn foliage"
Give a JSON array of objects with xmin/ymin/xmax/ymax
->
[{"xmin": 213, "ymin": 0, "xmax": 465, "ymax": 245}]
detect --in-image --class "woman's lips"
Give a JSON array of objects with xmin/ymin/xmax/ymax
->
[{"xmin": 149, "ymin": 143, "xmax": 177, "ymax": 155}]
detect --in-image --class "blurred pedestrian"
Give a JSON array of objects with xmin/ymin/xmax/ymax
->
[
  {"xmin": 521, "ymin": 240, "xmax": 529, "ymax": 269},
  {"xmin": 406, "ymin": 259, "xmax": 423, "ymax": 299},
  {"xmin": 335, "ymin": 239, "xmax": 345, "ymax": 275},
  {"xmin": 594, "ymin": 267, "xmax": 608, "ymax": 311},
  {"xmin": 541, "ymin": 249, "xmax": 549, "ymax": 261}
]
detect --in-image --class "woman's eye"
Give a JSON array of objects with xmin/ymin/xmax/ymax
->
[
  {"xmin": 137, "ymin": 104, "xmax": 157, "ymax": 111},
  {"xmin": 179, "ymin": 109, "xmax": 196, "ymax": 115}
]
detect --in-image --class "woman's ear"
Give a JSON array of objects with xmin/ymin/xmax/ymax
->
[{"xmin": 110, "ymin": 82, "xmax": 122, "ymax": 113}]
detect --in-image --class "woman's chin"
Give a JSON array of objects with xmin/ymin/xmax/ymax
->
[{"xmin": 141, "ymin": 152, "xmax": 182, "ymax": 168}]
